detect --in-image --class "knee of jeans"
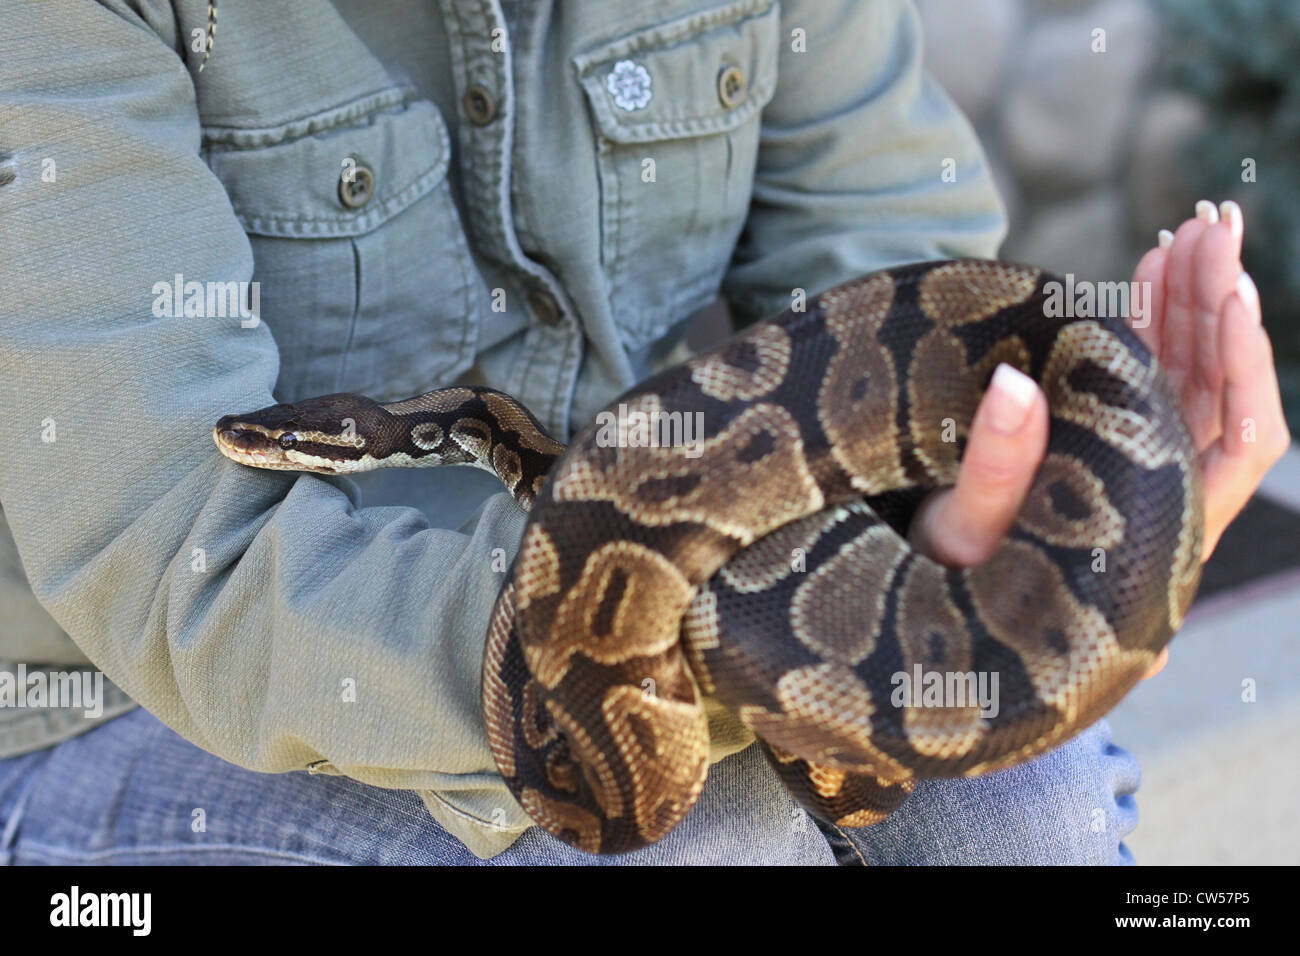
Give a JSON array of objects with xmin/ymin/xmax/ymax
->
[
  {"xmin": 830, "ymin": 720, "xmax": 1143, "ymax": 865},
  {"xmin": 1013, "ymin": 719, "xmax": 1142, "ymax": 865}
]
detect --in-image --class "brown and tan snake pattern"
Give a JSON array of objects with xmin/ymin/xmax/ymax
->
[{"xmin": 215, "ymin": 259, "xmax": 1204, "ymax": 855}]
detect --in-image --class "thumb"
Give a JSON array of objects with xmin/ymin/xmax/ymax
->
[{"xmin": 908, "ymin": 363, "xmax": 1049, "ymax": 568}]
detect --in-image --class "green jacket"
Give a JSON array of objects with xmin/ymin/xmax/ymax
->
[{"xmin": 0, "ymin": 0, "xmax": 1005, "ymax": 856}]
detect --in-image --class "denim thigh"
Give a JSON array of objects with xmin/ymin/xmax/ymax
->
[
  {"xmin": 816, "ymin": 719, "xmax": 1140, "ymax": 865},
  {"xmin": 0, "ymin": 709, "xmax": 1137, "ymax": 865},
  {"xmin": 0, "ymin": 708, "xmax": 834, "ymax": 865}
]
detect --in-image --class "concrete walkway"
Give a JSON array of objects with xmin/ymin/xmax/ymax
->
[{"xmin": 1107, "ymin": 447, "xmax": 1300, "ymax": 864}]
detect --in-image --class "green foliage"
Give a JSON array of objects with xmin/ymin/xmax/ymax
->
[{"xmin": 1154, "ymin": 0, "xmax": 1300, "ymax": 429}]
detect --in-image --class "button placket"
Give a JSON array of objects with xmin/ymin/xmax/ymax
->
[{"xmin": 440, "ymin": 0, "xmax": 582, "ymax": 439}]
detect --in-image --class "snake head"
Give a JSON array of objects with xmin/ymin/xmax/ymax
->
[{"xmin": 213, "ymin": 394, "xmax": 389, "ymax": 474}]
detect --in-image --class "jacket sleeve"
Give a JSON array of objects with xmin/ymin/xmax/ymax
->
[
  {"xmin": 722, "ymin": 0, "xmax": 1008, "ymax": 325},
  {"xmin": 0, "ymin": 0, "xmax": 532, "ymax": 845}
]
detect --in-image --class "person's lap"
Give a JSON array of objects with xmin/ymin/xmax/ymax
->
[
  {"xmin": 815, "ymin": 718, "xmax": 1140, "ymax": 865},
  {"xmin": 0, "ymin": 708, "xmax": 1137, "ymax": 865}
]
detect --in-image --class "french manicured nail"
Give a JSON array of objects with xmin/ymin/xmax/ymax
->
[
  {"xmin": 985, "ymin": 363, "xmax": 1037, "ymax": 434},
  {"xmin": 1157, "ymin": 229, "xmax": 1174, "ymax": 249},
  {"xmin": 1236, "ymin": 271, "xmax": 1259, "ymax": 316},
  {"xmin": 1195, "ymin": 199, "xmax": 1219, "ymax": 224},
  {"xmin": 1219, "ymin": 200, "xmax": 1244, "ymax": 241}
]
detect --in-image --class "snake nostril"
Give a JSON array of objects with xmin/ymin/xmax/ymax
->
[{"xmin": 219, "ymin": 428, "xmax": 245, "ymax": 447}]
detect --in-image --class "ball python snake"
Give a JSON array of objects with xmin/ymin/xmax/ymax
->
[{"xmin": 214, "ymin": 259, "xmax": 1204, "ymax": 855}]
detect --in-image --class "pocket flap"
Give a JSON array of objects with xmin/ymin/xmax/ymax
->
[
  {"xmin": 203, "ymin": 90, "xmax": 450, "ymax": 239},
  {"xmin": 573, "ymin": 0, "xmax": 780, "ymax": 145}
]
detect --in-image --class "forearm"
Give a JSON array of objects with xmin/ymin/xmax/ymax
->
[{"xmin": 0, "ymin": 0, "xmax": 525, "ymax": 799}]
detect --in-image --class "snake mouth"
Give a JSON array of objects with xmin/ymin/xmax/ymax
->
[
  {"xmin": 212, "ymin": 420, "xmax": 298, "ymax": 469},
  {"xmin": 212, "ymin": 418, "xmax": 354, "ymax": 474}
]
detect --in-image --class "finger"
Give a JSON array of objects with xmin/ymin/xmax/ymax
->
[
  {"xmin": 1160, "ymin": 213, "xmax": 1212, "ymax": 375},
  {"xmin": 1142, "ymin": 647, "xmax": 1169, "ymax": 680},
  {"xmin": 1130, "ymin": 243, "xmax": 1168, "ymax": 355},
  {"xmin": 1219, "ymin": 199, "xmax": 1245, "ymax": 257},
  {"xmin": 1162, "ymin": 207, "xmax": 1213, "ymax": 438},
  {"xmin": 908, "ymin": 364, "xmax": 1049, "ymax": 568},
  {"xmin": 1186, "ymin": 221, "xmax": 1245, "ymax": 445},
  {"xmin": 1199, "ymin": 273, "xmax": 1290, "ymax": 559}
]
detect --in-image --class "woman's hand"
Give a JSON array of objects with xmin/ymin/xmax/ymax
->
[
  {"xmin": 909, "ymin": 200, "xmax": 1291, "ymax": 678},
  {"xmin": 1133, "ymin": 201, "xmax": 1290, "ymax": 562}
]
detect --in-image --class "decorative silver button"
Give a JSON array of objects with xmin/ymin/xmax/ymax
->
[
  {"xmin": 606, "ymin": 60, "xmax": 652, "ymax": 111},
  {"xmin": 338, "ymin": 161, "xmax": 375, "ymax": 209}
]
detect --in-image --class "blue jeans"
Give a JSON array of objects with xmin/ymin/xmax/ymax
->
[{"xmin": 0, "ymin": 708, "xmax": 1138, "ymax": 865}]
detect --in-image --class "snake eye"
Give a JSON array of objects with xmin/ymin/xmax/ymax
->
[{"xmin": 278, "ymin": 432, "xmax": 297, "ymax": 449}]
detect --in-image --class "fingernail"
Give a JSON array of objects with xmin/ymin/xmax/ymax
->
[
  {"xmin": 985, "ymin": 363, "xmax": 1037, "ymax": 434},
  {"xmin": 1220, "ymin": 200, "xmax": 1244, "ymax": 241},
  {"xmin": 1195, "ymin": 199, "xmax": 1219, "ymax": 224},
  {"xmin": 1157, "ymin": 229, "xmax": 1174, "ymax": 249},
  {"xmin": 1236, "ymin": 271, "xmax": 1259, "ymax": 316}
]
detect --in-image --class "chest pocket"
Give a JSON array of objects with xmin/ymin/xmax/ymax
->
[
  {"xmin": 202, "ymin": 90, "xmax": 480, "ymax": 404},
  {"xmin": 574, "ymin": 0, "xmax": 780, "ymax": 349}
]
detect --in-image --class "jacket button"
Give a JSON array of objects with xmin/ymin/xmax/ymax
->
[
  {"xmin": 717, "ymin": 65, "xmax": 747, "ymax": 109},
  {"xmin": 527, "ymin": 289, "xmax": 563, "ymax": 326},
  {"xmin": 338, "ymin": 161, "xmax": 375, "ymax": 209},
  {"xmin": 463, "ymin": 84, "xmax": 498, "ymax": 125},
  {"xmin": 606, "ymin": 59, "xmax": 653, "ymax": 112}
]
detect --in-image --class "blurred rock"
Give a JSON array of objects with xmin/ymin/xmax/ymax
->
[
  {"xmin": 915, "ymin": 0, "xmax": 1021, "ymax": 123},
  {"xmin": 1001, "ymin": 187, "xmax": 1130, "ymax": 280},
  {"xmin": 1128, "ymin": 91, "xmax": 1209, "ymax": 241},
  {"xmin": 1001, "ymin": 0, "xmax": 1157, "ymax": 189}
]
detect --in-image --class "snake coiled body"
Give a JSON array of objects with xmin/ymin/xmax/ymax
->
[{"xmin": 215, "ymin": 259, "xmax": 1204, "ymax": 855}]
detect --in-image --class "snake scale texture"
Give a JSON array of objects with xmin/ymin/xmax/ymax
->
[{"xmin": 215, "ymin": 259, "xmax": 1204, "ymax": 855}]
